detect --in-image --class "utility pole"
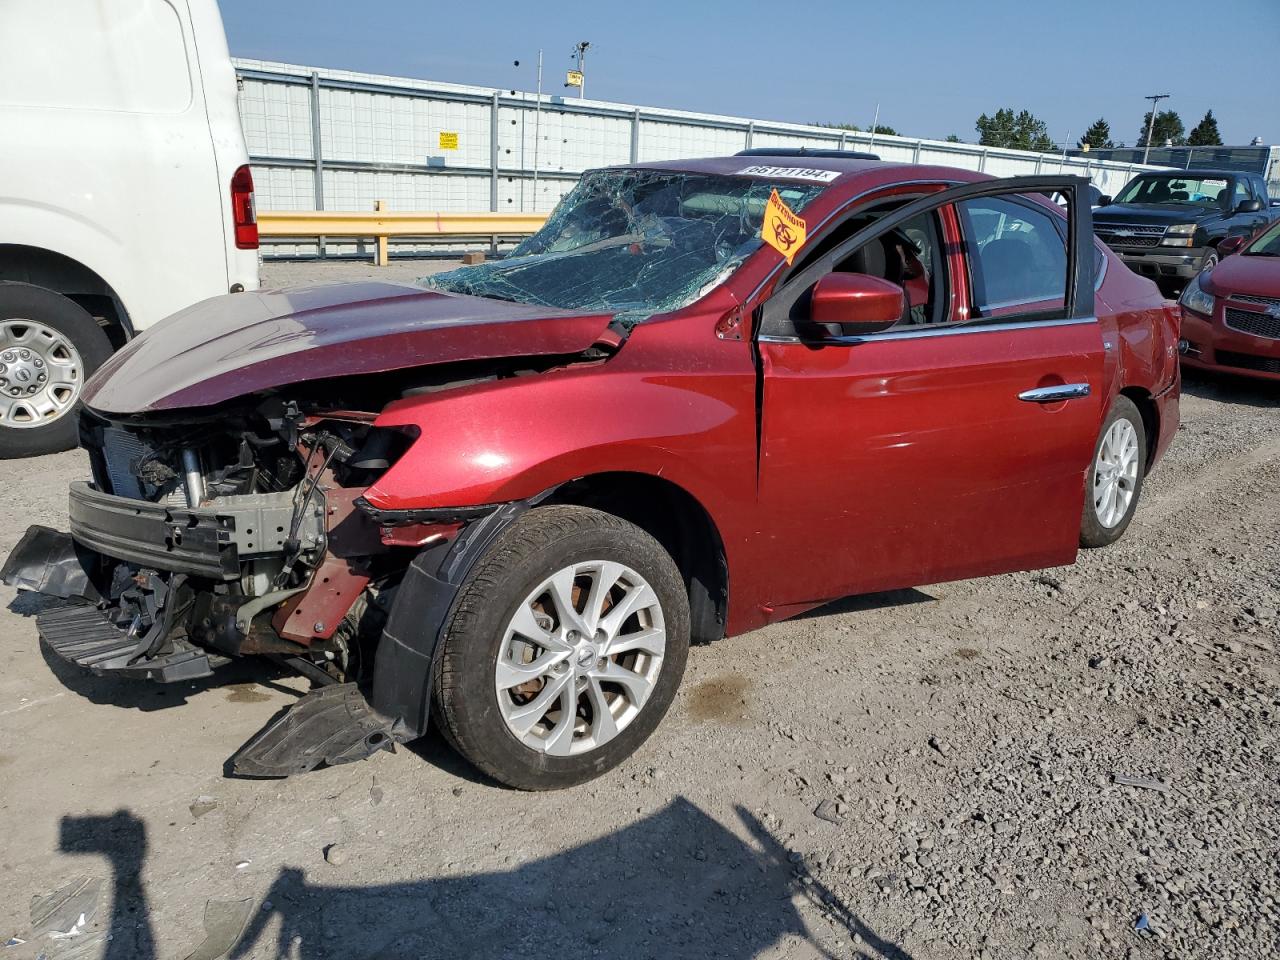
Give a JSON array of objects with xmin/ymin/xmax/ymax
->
[
  {"xmin": 1141, "ymin": 93, "xmax": 1169, "ymax": 165},
  {"xmin": 572, "ymin": 41, "xmax": 589, "ymax": 99},
  {"xmin": 533, "ymin": 50, "xmax": 543, "ymax": 207}
]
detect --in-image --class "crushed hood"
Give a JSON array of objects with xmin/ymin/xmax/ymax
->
[{"xmin": 83, "ymin": 282, "xmax": 615, "ymax": 414}]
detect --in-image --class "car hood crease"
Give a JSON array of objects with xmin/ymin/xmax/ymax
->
[{"xmin": 83, "ymin": 281, "xmax": 615, "ymax": 414}]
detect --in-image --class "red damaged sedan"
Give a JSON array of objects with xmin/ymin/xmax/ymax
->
[
  {"xmin": 1, "ymin": 156, "xmax": 1179, "ymax": 789},
  {"xmin": 1179, "ymin": 220, "xmax": 1280, "ymax": 381}
]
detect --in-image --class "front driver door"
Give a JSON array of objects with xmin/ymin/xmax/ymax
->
[{"xmin": 755, "ymin": 176, "xmax": 1105, "ymax": 613}]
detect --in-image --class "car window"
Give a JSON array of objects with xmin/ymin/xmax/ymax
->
[
  {"xmin": 1232, "ymin": 179, "xmax": 1251, "ymax": 207},
  {"xmin": 1116, "ymin": 175, "xmax": 1230, "ymax": 208},
  {"xmin": 785, "ymin": 210, "xmax": 946, "ymax": 328},
  {"xmin": 958, "ymin": 197, "xmax": 1066, "ymax": 317}
]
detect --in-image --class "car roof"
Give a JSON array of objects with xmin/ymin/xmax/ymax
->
[
  {"xmin": 1137, "ymin": 169, "xmax": 1241, "ymax": 179},
  {"xmin": 611, "ymin": 154, "xmax": 896, "ymax": 176}
]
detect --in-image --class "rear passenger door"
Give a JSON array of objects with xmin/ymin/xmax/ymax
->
[{"xmin": 755, "ymin": 177, "xmax": 1105, "ymax": 613}]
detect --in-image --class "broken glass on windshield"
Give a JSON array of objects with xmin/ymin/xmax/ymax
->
[{"xmin": 419, "ymin": 169, "xmax": 828, "ymax": 327}]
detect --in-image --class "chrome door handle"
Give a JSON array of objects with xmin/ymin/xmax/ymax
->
[{"xmin": 1018, "ymin": 383, "xmax": 1091, "ymax": 403}]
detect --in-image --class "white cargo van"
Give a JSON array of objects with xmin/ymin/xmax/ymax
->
[{"xmin": 0, "ymin": 0, "xmax": 259, "ymax": 457}]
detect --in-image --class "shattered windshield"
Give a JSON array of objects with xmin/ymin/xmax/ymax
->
[{"xmin": 420, "ymin": 169, "xmax": 827, "ymax": 327}]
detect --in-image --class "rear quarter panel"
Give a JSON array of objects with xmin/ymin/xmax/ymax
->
[{"xmin": 1095, "ymin": 248, "xmax": 1180, "ymax": 466}]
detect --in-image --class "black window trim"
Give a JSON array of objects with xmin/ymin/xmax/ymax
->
[{"xmin": 757, "ymin": 175, "xmax": 1095, "ymax": 341}]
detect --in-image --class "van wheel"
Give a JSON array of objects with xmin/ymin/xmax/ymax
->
[
  {"xmin": 433, "ymin": 505, "xmax": 690, "ymax": 790},
  {"xmin": 1080, "ymin": 396, "xmax": 1146, "ymax": 548},
  {"xmin": 0, "ymin": 283, "xmax": 112, "ymax": 459}
]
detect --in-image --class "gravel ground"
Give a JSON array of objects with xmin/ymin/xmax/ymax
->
[
  {"xmin": 0, "ymin": 261, "xmax": 1277, "ymax": 960},
  {"xmin": 259, "ymin": 257, "xmax": 460, "ymax": 288}
]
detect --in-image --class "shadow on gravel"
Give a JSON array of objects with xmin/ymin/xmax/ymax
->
[
  {"xmin": 1181, "ymin": 370, "xmax": 1280, "ymax": 408},
  {"xmin": 56, "ymin": 802, "xmax": 914, "ymax": 960},
  {"xmin": 59, "ymin": 811, "xmax": 156, "ymax": 960},
  {"xmin": 795, "ymin": 587, "xmax": 936, "ymax": 622}
]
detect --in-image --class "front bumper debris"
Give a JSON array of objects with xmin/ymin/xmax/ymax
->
[
  {"xmin": 0, "ymin": 526, "xmax": 101, "ymax": 602},
  {"xmin": 230, "ymin": 682, "xmax": 396, "ymax": 777},
  {"xmin": 36, "ymin": 603, "xmax": 221, "ymax": 682}
]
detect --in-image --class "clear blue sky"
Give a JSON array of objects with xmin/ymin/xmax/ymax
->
[{"xmin": 221, "ymin": 0, "xmax": 1280, "ymax": 147}]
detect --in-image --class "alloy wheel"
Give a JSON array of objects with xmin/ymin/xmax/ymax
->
[
  {"xmin": 1093, "ymin": 418, "xmax": 1140, "ymax": 528},
  {"xmin": 495, "ymin": 560, "xmax": 667, "ymax": 757}
]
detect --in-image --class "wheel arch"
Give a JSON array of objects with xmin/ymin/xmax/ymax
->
[
  {"xmin": 1119, "ymin": 385, "xmax": 1159, "ymax": 468},
  {"xmin": 0, "ymin": 244, "xmax": 133, "ymax": 347},
  {"xmin": 545, "ymin": 472, "xmax": 729, "ymax": 644}
]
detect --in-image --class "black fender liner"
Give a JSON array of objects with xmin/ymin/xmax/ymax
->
[
  {"xmin": 231, "ymin": 492, "xmax": 547, "ymax": 777},
  {"xmin": 1, "ymin": 525, "xmax": 102, "ymax": 603},
  {"xmin": 371, "ymin": 495, "xmax": 545, "ymax": 742}
]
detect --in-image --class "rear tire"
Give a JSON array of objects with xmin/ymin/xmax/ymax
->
[
  {"xmin": 433, "ymin": 505, "xmax": 690, "ymax": 790},
  {"xmin": 1080, "ymin": 396, "xmax": 1146, "ymax": 548},
  {"xmin": 0, "ymin": 283, "xmax": 112, "ymax": 459}
]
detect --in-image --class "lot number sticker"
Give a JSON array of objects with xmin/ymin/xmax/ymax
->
[
  {"xmin": 738, "ymin": 164, "xmax": 840, "ymax": 183},
  {"xmin": 439, "ymin": 131, "xmax": 459, "ymax": 150},
  {"xmin": 762, "ymin": 189, "xmax": 807, "ymax": 263}
]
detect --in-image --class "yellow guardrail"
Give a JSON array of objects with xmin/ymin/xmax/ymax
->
[{"xmin": 256, "ymin": 202, "xmax": 549, "ymax": 265}]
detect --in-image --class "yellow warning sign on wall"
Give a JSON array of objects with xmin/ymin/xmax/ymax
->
[
  {"xmin": 438, "ymin": 131, "xmax": 459, "ymax": 150},
  {"xmin": 761, "ymin": 189, "xmax": 806, "ymax": 263}
]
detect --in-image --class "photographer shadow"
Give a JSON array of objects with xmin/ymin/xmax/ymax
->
[{"xmin": 59, "ymin": 800, "xmax": 914, "ymax": 960}]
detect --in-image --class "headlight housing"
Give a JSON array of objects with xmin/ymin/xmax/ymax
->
[
  {"xmin": 1162, "ymin": 223, "xmax": 1198, "ymax": 247},
  {"xmin": 1179, "ymin": 274, "xmax": 1215, "ymax": 316}
]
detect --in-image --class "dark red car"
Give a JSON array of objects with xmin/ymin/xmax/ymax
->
[
  {"xmin": 1, "ymin": 157, "xmax": 1179, "ymax": 789},
  {"xmin": 1179, "ymin": 221, "xmax": 1280, "ymax": 380}
]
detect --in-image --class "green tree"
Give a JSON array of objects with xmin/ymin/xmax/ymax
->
[
  {"xmin": 945, "ymin": 134, "xmax": 962, "ymax": 143},
  {"xmin": 975, "ymin": 108, "xmax": 1055, "ymax": 151},
  {"xmin": 1078, "ymin": 117, "xmax": 1114, "ymax": 150},
  {"xmin": 1187, "ymin": 110, "xmax": 1223, "ymax": 146},
  {"xmin": 815, "ymin": 121, "xmax": 899, "ymax": 136},
  {"xmin": 1138, "ymin": 110, "xmax": 1186, "ymax": 147}
]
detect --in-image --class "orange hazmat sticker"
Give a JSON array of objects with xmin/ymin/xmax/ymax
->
[{"xmin": 761, "ymin": 189, "xmax": 807, "ymax": 264}]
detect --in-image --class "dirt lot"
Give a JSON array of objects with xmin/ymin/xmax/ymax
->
[{"xmin": 1, "ymin": 261, "xmax": 1277, "ymax": 960}]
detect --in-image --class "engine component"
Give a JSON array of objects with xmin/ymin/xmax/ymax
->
[{"xmin": 181, "ymin": 447, "xmax": 205, "ymax": 507}]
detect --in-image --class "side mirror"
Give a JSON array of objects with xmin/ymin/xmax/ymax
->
[
  {"xmin": 1217, "ymin": 235, "xmax": 1246, "ymax": 257},
  {"xmin": 1236, "ymin": 198, "xmax": 1264, "ymax": 214},
  {"xmin": 810, "ymin": 273, "xmax": 904, "ymax": 336},
  {"xmin": 1097, "ymin": 195, "xmax": 1113, "ymax": 206}
]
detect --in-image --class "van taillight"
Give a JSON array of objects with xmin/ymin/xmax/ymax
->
[{"xmin": 231, "ymin": 164, "xmax": 258, "ymax": 250}]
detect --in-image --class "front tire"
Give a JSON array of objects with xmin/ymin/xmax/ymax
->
[
  {"xmin": 1080, "ymin": 396, "xmax": 1146, "ymax": 548},
  {"xmin": 0, "ymin": 283, "xmax": 112, "ymax": 459},
  {"xmin": 433, "ymin": 505, "xmax": 690, "ymax": 790}
]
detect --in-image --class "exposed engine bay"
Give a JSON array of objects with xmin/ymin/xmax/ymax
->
[
  {"xmin": 2, "ymin": 393, "xmax": 477, "ymax": 775},
  {"xmin": 66, "ymin": 400, "xmax": 436, "ymax": 677}
]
